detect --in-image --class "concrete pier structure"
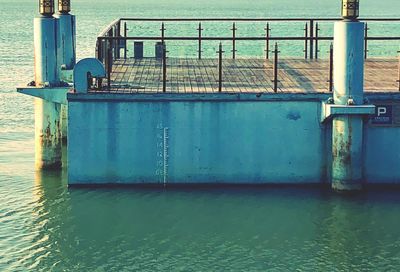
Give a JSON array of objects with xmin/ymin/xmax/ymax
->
[
  {"xmin": 18, "ymin": 0, "xmax": 400, "ymax": 187},
  {"xmin": 34, "ymin": 1, "xmax": 62, "ymax": 169},
  {"xmin": 332, "ymin": 1, "xmax": 366, "ymax": 191},
  {"xmin": 56, "ymin": 0, "xmax": 76, "ymax": 141}
]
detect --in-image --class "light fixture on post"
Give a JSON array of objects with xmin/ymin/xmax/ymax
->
[
  {"xmin": 58, "ymin": 0, "xmax": 71, "ymax": 14},
  {"xmin": 342, "ymin": 0, "xmax": 360, "ymax": 20},
  {"xmin": 39, "ymin": 0, "xmax": 55, "ymax": 16}
]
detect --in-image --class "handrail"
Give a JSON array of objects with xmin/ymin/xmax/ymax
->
[
  {"xmin": 119, "ymin": 17, "xmax": 400, "ymax": 22},
  {"xmin": 93, "ymin": 17, "xmax": 400, "ymax": 93}
]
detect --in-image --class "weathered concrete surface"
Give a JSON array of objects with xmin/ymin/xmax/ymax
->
[
  {"xmin": 35, "ymin": 98, "xmax": 62, "ymax": 169},
  {"xmin": 33, "ymin": 16, "xmax": 63, "ymax": 169},
  {"xmin": 67, "ymin": 93, "xmax": 400, "ymax": 185},
  {"xmin": 332, "ymin": 21, "xmax": 366, "ymax": 191},
  {"xmin": 68, "ymin": 98, "xmax": 327, "ymax": 185}
]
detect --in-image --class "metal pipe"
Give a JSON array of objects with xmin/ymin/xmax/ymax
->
[
  {"xmin": 162, "ymin": 43, "xmax": 167, "ymax": 93},
  {"xmin": 315, "ymin": 23, "xmax": 320, "ymax": 59},
  {"xmin": 398, "ymin": 50, "xmax": 400, "ymax": 92},
  {"xmin": 329, "ymin": 43, "xmax": 334, "ymax": 92},
  {"xmin": 265, "ymin": 23, "xmax": 270, "ymax": 60},
  {"xmin": 310, "ymin": 19, "xmax": 314, "ymax": 59},
  {"xmin": 364, "ymin": 23, "xmax": 369, "ymax": 59},
  {"xmin": 161, "ymin": 22, "xmax": 165, "ymax": 44},
  {"xmin": 98, "ymin": 36, "xmax": 400, "ymax": 42},
  {"xmin": 218, "ymin": 43, "xmax": 224, "ymax": 92},
  {"xmin": 304, "ymin": 23, "xmax": 308, "ymax": 59},
  {"xmin": 124, "ymin": 22, "xmax": 128, "ymax": 59},
  {"xmin": 198, "ymin": 23, "xmax": 203, "ymax": 59},
  {"xmin": 232, "ymin": 22, "xmax": 237, "ymax": 59},
  {"xmin": 107, "ymin": 47, "xmax": 112, "ymax": 90},
  {"xmin": 273, "ymin": 43, "xmax": 279, "ymax": 92}
]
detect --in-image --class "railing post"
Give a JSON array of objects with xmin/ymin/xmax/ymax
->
[
  {"xmin": 329, "ymin": 43, "xmax": 334, "ymax": 92},
  {"xmin": 364, "ymin": 23, "xmax": 369, "ymax": 59},
  {"xmin": 107, "ymin": 47, "xmax": 112, "ymax": 90},
  {"xmin": 310, "ymin": 19, "xmax": 314, "ymax": 60},
  {"xmin": 198, "ymin": 22, "xmax": 203, "ymax": 59},
  {"xmin": 217, "ymin": 43, "xmax": 224, "ymax": 92},
  {"xmin": 232, "ymin": 22, "xmax": 237, "ymax": 59},
  {"xmin": 397, "ymin": 50, "xmax": 400, "ymax": 92},
  {"xmin": 315, "ymin": 22, "xmax": 320, "ymax": 59},
  {"xmin": 161, "ymin": 22, "xmax": 165, "ymax": 44},
  {"xmin": 162, "ymin": 43, "xmax": 167, "ymax": 93},
  {"xmin": 265, "ymin": 23, "xmax": 270, "ymax": 60},
  {"xmin": 124, "ymin": 22, "xmax": 128, "ymax": 59},
  {"xmin": 273, "ymin": 43, "xmax": 280, "ymax": 93},
  {"xmin": 304, "ymin": 22, "xmax": 308, "ymax": 59},
  {"xmin": 96, "ymin": 37, "xmax": 102, "ymax": 62}
]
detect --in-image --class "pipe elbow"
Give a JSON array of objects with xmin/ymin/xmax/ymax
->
[{"xmin": 73, "ymin": 58, "xmax": 105, "ymax": 93}]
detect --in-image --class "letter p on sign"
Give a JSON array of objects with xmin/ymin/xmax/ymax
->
[{"xmin": 377, "ymin": 107, "xmax": 387, "ymax": 117}]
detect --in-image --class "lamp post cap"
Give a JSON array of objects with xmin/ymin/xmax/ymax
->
[{"xmin": 342, "ymin": 0, "xmax": 360, "ymax": 20}]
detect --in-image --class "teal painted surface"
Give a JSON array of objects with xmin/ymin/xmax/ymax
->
[
  {"xmin": 34, "ymin": 17, "xmax": 58, "ymax": 86},
  {"xmin": 68, "ymin": 99, "xmax": 327, "ymax": 184},
  {"xmin": 68, "ymin": 94, "xmax": 400, "ymax": 185},
  {"xmin": 331, "ymin": 21, "xmax": 366, "ymax": 190}
]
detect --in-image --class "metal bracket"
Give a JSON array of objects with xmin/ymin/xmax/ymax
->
[
  {"xmin": 321, "ymin": 101, "xmax": 376, "ymax": 123},
  {"xmin": 17, "ymin": 86, "xmax": 71, "ymax": 105},
  {"xmin": 60, "ymin": 68, "xmax": 74, "ymax": 83}
]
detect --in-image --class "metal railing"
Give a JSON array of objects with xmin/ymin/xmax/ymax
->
[{"xmin": 94, "ymin": 18, "xmax": 400, "ymax": 92}]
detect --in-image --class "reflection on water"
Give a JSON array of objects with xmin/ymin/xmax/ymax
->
[{"xmin": 2, "ymin": 167, "xmax": 400, "ymax": 271}]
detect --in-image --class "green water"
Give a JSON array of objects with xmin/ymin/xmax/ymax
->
[{"xmin": 1, "ymin": 0, "xmax": 400, "ymax": 270}]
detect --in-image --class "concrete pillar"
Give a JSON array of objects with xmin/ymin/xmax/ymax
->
[
  {"xmin": 34, "ymin": 12, "xmax": 62, "ymax": 169},
  {"xmin": 332, "ymin": 21, "xmax": 365, "ymax": 191},
  {"xmin": 56, "ymin": 2, "xmax": 76, "ymax": 142}
]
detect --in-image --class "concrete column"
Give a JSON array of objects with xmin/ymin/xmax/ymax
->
[
  {"xmin": 332, "ymin": 21, "xmax": 365, "ymax": 191},
  {"xmin": 56, "ymin": 13, "xmax": 76, "ymax": 141},
  {"xmin": 34, "ymin": 16, "xmax": 62, "ymax": 169}
]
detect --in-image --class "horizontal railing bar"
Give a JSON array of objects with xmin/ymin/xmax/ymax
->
[
  {"xmin": 118, "ymin": 18, "xmax": 400, "ymax": 22},
  {"xmin": 98, "ymin": 19, "xmax": 121, "ymax": 37},
  {"xmin": 97, "ymin": 36, "xmax": 400, "ymax": 41}
]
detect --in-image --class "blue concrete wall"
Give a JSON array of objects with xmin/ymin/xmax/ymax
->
[
  {"xmin": 68, "ymin": 95, "xmax": 328, "ymax": 184},
  {"xmin": 67, "ymin": 93, "xmax": 400, "ymax": 185}
]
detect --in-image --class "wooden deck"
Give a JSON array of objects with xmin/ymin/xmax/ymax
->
[{"xmin": 102, "ymin": 58, "xmax": 399, "ymax": 93}]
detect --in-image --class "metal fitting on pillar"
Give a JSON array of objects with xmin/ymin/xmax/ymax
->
[
  {"xmin": 58, "ymin": 0, "xmax": 71, "ymax": 14},
  {"xmin": 342, "ymin": 0, "xmax": 359, "ymax": 21},
  {"xmin": 39, "ymin": 0, "xmax": 55, "ymax": 16}
]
